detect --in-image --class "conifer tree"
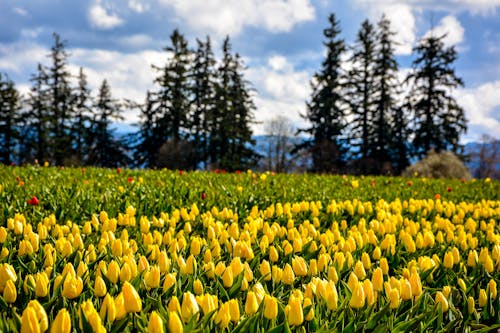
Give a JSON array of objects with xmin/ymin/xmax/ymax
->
[
  {"xmin": 346, "ymin": 19, "xmax": 377, "ymax": 172},
  {"xmin": 0, "ymin": 73, "xmax": 21, "ymax": 164},
  {"xmin": 73, "ymin": 67, "xmax": 93, "ymax": 164},
  {"xmin": 371, "ymin": 15, "xmax": 401, "ymax": 173},
  {"xmin": 191, "ymin": 36, "xmax": 216, "ymax": 169},
  {"xmin": 406, "ymin": 33, "xmax": 466, "ymax": 158},
  {"xmin": 298, "ymin": 14, "xmax": 348, "ymax": 173},
  {"xmin": 89, "ymin": 80, "xmax": 127, "ymax": 167},
  {"xmin": 132, "ymin": 91, "xmax": 157, "ymax": 168}
]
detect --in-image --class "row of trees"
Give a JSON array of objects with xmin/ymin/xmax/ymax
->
[
  {"xmin": 298, "ymin": 14, "xmax": 467, "ymax": 174},
  {"xmin": 0, "ymin": 13, "xmax": 476, "ymax": 174}
]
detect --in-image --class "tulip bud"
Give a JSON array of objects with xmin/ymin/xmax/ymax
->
[
  {"xmin": 214, "ymin": 302, "xmax": 231, "ymax": 329},
  {"xmin": 488, "ymin": 279, "xmax": 497, "ymax": 299},
  {"xmin": 349, "ymin": 282, "xmax": 365, "ymax": 309},
  {"xmin": 372, "ymin": 267, "xmax": 384, "ymax": 292},
  {"xmin": 282, "ymin": 263, "xmax": 295, "ymax": 285},
  {"xmin": 94, "ymin": 276, "xmax": 107, "ymax": 297},
  {"xmin": 3, "ymin": 279, "xmax": 17, "ymax": 303},
  {"xmin": 163, "ymin": 273, "xmax": 177, "ymax": 291},
  {"xmin": 443, "ymin": 252, "xmax": 454, "ymax": 269},
  {"xmin": 347, "ymin": 272, "xmax": 359, "ymax": 292},
  {"xmin": 193, "ymin": 279, "xmax": 203, "ymax": 295},
  {"xmin": 50, "ymin": 309, "xmax": 71, "ymax": 333},
  {"xmin": 245, "ymin": 291, "xmax": 259, "ymax": 315},
  {"xmin": 228, "ymin": 299, "xmax": 240, "ymax": 322},
  {"xmin": 148, "ymin": 311, "xmax": 164, "ymax": 333},
  {"xmin": 122, "ymin": 281, "xmax": 142, "ymax": 313},
  {"xmin": 269, "ymin": 246, "xmax": 279, "ymax": 262},
  {"xmin": 168, "ymin": 311, "xmax": 183, "ymax": 333},
  {"xmin": 62, "ymin": 274, "xmax": 83, "ymax": 299},
  {"xmin": 362, "ymin": 279, "xmax": 375, "ymax": 306},
  {"xmin": 380, "ymin": 257, "xmax": 389, "ymax": 275},
  {"xmin": 263, "ymin": 295, "xmax": 278, "ymax": 320},
  {"xmin": 435, "ymin": 291, "xmax": 449, "ymax": 311},
  {"xmin": 292, "ymin": 256, "xmax": 308, "ymax": 277},
  {"xmin": 222, "ymin": 267, "xmax": 234, "ymax": 288},
  {"xmin": 145, "ymin": 265, "xmax": 161, "ymax": 290},
  {"xmin": 0, "ymin": 263, "xmax": 17, "ymax": 293},
  {"xmin": 286, "ymin": 295, "xmax": 304, "ymax": 326},
  {"xmin": 400, "ymin": 279, "xmax": 412, "ymax": 301},
  {"xmin": 389, "ymin": 288, "xmax": 400, "ymax": 309},
  {"xmin": 100, "ymin": 293, "xmax": 117, "ymax": 323},
  {"xmin": 409, "ymin": 270, "xmax": 422, "ymax": 298},
  {"xmin": 478, "ymin": 288, "xmax": 487, "ymax": 307},
  {"xmin": 467, "ymin": 296, "xmax": 475, "ymax": 313},
  {"xmin": 107, "ymin": 260, "xmax": 120, "ymax": 284},
  {"xmin": 35, "ymin": 272, "xmax": 50, "ymax": 298},
  {"xmin": 260, "ymin": 260, "xmax": 271, "ymax": 281},
  {"xmin": 467, "ymin": 250, "xmax": 478, "ymax": 267},
  {"xmin": 457, "ymin": 278, "xmax": 466, "ymax": 292},
  {"xmin": 181, "ymin": 292, "xmax": 199, "ymax": 323},
  {"xmin": 168, "ymin": 296, "xmax": 181, "ymax": 314},
  {"xmin": 303, "ymin": 297, "xmax": 314, "ymax": 321}
]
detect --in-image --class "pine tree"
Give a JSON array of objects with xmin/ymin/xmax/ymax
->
[
  {"xmin": 73, "ymin": 67, "xmax": 93, "ymax": 164},
  {"xmin": 371, "ymin": 15, "xmax": 402, "ymax": 173},
  {"xmin": 0, "ymin": 73, "xmax": 22, "ymax": 164},
  {"xmin": 151, "ymin": 29, "xmax": 193, "ymax": 169},
  {"xmin": 131, "ymin": 91, "xmax": 157, "ymax": 168},
  {"xmin": 89, "ymin": 80, "xmax": 127, "ymax": 167},
  {"xmin": 212, "ymin": 37, "xmax": 258, "ymax": 171},
  {"xmin": 298, "ymin": 14, "xmax": 348, "ymax": 173},
  {"xmin": 406, "ymin": 33, "xmax": 466, "ymax": 158},
  {"xmin": 346, "ymin": 19, "xmax": 377, "ymax": 173},
  {"xmin": 190, "ymin": 36, "xmax": 216, "ymax": 169},
  {"xmin": 25, "ymin": 64, "xmax": 50, "ymax": 164},
  {"xmin": 46, "ymin": 33, "xmax": 75, "ymax": 165}
]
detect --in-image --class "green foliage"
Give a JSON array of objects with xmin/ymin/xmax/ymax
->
[{"xmin": 403, "ymin": 150, "xmax": 472, "ymax": 179}]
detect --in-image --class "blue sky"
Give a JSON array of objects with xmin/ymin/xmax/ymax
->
[{"xmin": 0, "ymin": 0, "xmax": 499, "ymax": 142}]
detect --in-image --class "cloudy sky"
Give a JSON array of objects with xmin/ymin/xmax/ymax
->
[{"xmin": 0, "ymin": 0, "xmax": 499, "ymax": 142}]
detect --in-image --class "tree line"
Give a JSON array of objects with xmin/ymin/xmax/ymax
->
[{"xmin": 0, "ymin": 13, "xmax": 467, "ymax": 174}]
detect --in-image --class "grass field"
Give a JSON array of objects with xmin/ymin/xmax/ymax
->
[{"xmin": 0, "ymin": 165, "xmax": 499, "ymax": 332}]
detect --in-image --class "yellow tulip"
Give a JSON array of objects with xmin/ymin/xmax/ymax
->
[
  {"xmin": 3, "ymin": 279, "xmax": 17, "ymax": 303},
  {"xmin": 245, "ymin": 291, "xmax": 259, "ymax": 315},
  {"xmin": 181, "ymin": 292, "xmax": 199, "ymax": 323},
  {"xmin": 62, "ymin": 274, "xmax": 83, "ymax": 299},
  {"xmin": 349, "ymin": 282, "xmax": 365, "ymax": 309},
  {"xmin": 443, "ymin": 252, "xmax": 454, "ymax": 269},
  {"xmin": 22, "ymin": 300, "xmax": 48, "ymax": 333},
  {"xmin": 94, "ymin": 275, "xmax": 107, "ymax": 297},
  {"xmin": 361, "ymin": 252, "xmax": 372, "ymax": 270},
  {"xmin": 50, "ymin": 309, "xmax": 71, "ymax": 333},
  {"xmin": 122, "ymin": 281, "xmax": 142, "ymax": 313},
  {"xmin": 145, "ymin": 265, "xmax": 161, "ymax": 290},
  {"xmin": 479, "ymin": 288, "xmax": 487, "ymax": 307},
  {"xmin": 114, "ymin": 292, "xmax": 127, "ymax": 320},
  {"xmin": 107, "ymin": 260, "xmax": 120, "ymax": 284},
  {"xmin": 263, "ymin": 295, "xmax": 278, "ymax": 320},
  {"xmin": 260, "ymin": 260, "xmax": 271, "ymax": 281},
  {"xmin": 168, "ymin": 311, "xmax": 183, "ymax": 333},
  {"xmin": 292, "ymin": 256, "xmax": 308, "ymax": 277},
  {"xmin": 282, "ymin": 263, "xmax": 295, "ymax": 285},
  {"xmin": 21, "ymin": 306, "xmax": 40, "ymax": 333},
  {"xmin": 269, "ymin": 246, "xmax": 279, "ymax": 262},
  {"xmin": 222, "ymin": 267, "xmax": 234, "ymax": 288},
  {"xmin": 100, "ymin": 293, "xmax": 116, "ymax": 323},
  {"xmin": 228, "ymin": 299, "xmax": 240, "ymax": 322},
  {"xmin": 347, "ymin": 272, "xmax": 359, "ymax": 292},
  {"xmin": 120, "ymin": 262, "xmax": 132, "ymax": 282},
  {"xmin": 488, "ymin": 279, "xmax": 497, "ymax": 298},
  {"xmin": 148, "ymin": 311, "xmax": 164, "ymax": 333},
  {"xmin": 193, "ymin": 279, "xmax": 203, "ymax": 295},
  {"xmin": 362, "ymin": 279, "xmax": 375, "ymax": 306},
  {"xmin": 163, "ymin": 273, "xmax": 177, "ymax": 291},
  {"xmin": 0, "ymin": 263, "xmax": 17, "ymax": 293},
  {"xmin": 457, "ymin": 278, "xmax": 466, "ymax": 292},
  {"xmin": 214, "ymin": 302, "xmax": 231, "ymax": 329},
  {"xmin": 435, "ymin": 291, "xmax": 449, "ymax": 311},
  {"xmin": 389, "ymin": 288, "xmax": 400, "ymax": 309},
  {"xmin": 286, "ymin": 295, "xmax": 304, "ymax": 326},
  {"xmin": 409, "ymin": 270, "xmax": 422, "ymax": 298},
  {"xmin": 467, "ymin": 296, "xmax": 475, "ymax": 313},
  {"xmin": 400, "ymin": 279, "xmax": 412, "ymax": 301},
  {"xmin": 372, "ymin": 267, "xmax": 384, "ymax": 292},
  {"xmin": 303, "ymin": 297, "xmax": 314, "ymax": 321}
]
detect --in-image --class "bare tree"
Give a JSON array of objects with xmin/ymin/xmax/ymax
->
[
  {"xmin": 472, "ymin": 134, "xmax": 500, "ymax": 179},
  {"xmin": 261, "ymin": 115, "xmax": 296, "ymax": 173}
]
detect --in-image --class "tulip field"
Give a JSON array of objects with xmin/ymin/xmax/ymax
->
[{"xmin": 0, "ymin": 165, "xmax": 500, "ymax": 332}]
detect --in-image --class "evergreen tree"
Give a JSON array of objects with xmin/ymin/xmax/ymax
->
[
  {"xmin": 298, "ymin": 14, "xmax": 348, "ymax": 173},
  {"xmin": 25, "ymin": 64, "xmax": 50, "ymax": 164},
  {"xmin": 46, "ymin": 33, "xmax": 76, "ymax": 165},
  {"xmin": 406, "ymin": 33, "xmax": 466, "ymax": 158},
  {"xmin": 73, "ymin": 67, "xmax": 93, "ymax": 164},
  {"xmin": 0, "ymin": 73, "xmax": 21, "ymax": 164},
  {"xmin": 371, "ymin": 15, "xmax": 403, "ymax": 173},
  {"xmin": 131, "ymin": 91, "xmax": 157, "ymax": 168},
  {"xmin": 212, "ymin": 37, "xmax": 258, "ymax": 171},
  {"xmin": 151, "ymin": 29, "xmax": 193, "ymax": 168},
  {"xmin": 89, "ymin": 80, "xmax": 127, "ymax": 167},
  {"xmin": 190, "ymin": 36, "xmax": 216, "ymax": 169},
  {"xmin": 346, "ymin": 19, "xmax": 377, "ymax": 172}
]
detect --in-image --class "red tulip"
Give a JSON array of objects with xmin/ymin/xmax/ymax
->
[
  {"xmin": 201, "ymin": 192, "xmax": 207, "ymax": 200},
  {"xmin": 447, "ymin": 187, "xmax": 452, "ymax": 192},
  {"xmin": 128, "ymin": 177, "xmax": 134, "ymax": 183},
  {"xmin": 117, "ymin": 168, "xmax": 121, "ymax": 174},
  {"xmin": 28, "ymin": 196, "xmax": 39, "ymax": 206}
]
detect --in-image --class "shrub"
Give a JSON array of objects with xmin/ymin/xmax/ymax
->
[{"xmin": 403, "ymin": 150, "xmax": 471, "ymax": 179}]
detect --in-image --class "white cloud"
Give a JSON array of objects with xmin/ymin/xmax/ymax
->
[
  {"xmin": 13, "ymin": 7, "xmax": 28, "ymax": 17},
  {"xmin": 0, "ymin": 42, "xmax": 47, "ymax": 74},
  {"xmin": 456, "ymin": 81, "xmax": 500, "ymax": 141},
  {"xmin": 119, "ymin": 34, "xmax": 154, "ymax": 48},
  {"xmin": 128, "ymin": 0, "xmax": 148, "ymax": 13},
  {"xmin": 157, "ymin": 0, "xmax": 315, "ymax": 37},
  {"xmin": 246, "ymin": 55, "xmax": 312, "ymax": 134},
  {"xmin": 88, "ymin": 1, "xmax": 124, "ymax": 30},
  {"xmin": 423, "ymin": 15, "xmax": 465, "ymax": 47}
]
